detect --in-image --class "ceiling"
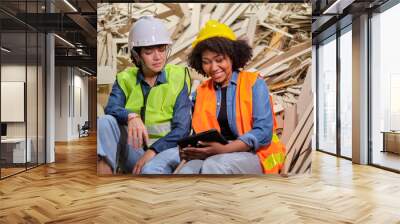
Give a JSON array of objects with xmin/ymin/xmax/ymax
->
[
  {"xmin": 312, "ymin": 0, "xmax": 390, "ymax": 44},
  {"xmin": 0, "ymin": 0, "xmax": 97, "ymax": 74}
]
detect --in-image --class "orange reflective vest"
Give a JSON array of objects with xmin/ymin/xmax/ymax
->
[{"xmin": 192, "ymin": 71, "xmax": 286, "ymax": 174}]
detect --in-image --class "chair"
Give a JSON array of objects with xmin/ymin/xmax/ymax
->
[{"xmin": 79, "ymin": 121, "xmax": 90, "ymax": 138}]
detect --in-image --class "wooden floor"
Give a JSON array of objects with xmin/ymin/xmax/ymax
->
[
  {"xmin": 1, "ymin": 163, "xmax": 44, "ymax": 178},
  {"xmin": 1, "ymin": 135, "xmax": 400, "ymax": 223},
  {"xmin": 1, "ymin": 167, "xmax": 26, "ymax": 178},
  {"xmin": 372, "ymin": 150, "xmax": 400, "ymax": 171}
]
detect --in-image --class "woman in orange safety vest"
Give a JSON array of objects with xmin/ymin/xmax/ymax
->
[{"xmin": 177, "ymin": 20, "xmax": 285, "ymax": 174}]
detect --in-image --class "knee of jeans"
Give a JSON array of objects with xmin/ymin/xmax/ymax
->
[
  {"xmin": 201, "ymin": 156, "xmax": 228, "ymax": 174},
  {"xmin": 177, "ymin": 160, "xmax": 202, "ymax": 174},
  {"xmin": 141, "ymin": 160, "xmax": 163, "ymax": 174},
  {"xmin": 98, "ymin": 115, "xmax": 117, "ymax": 129}
]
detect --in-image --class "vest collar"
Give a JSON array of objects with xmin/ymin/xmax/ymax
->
[
  {"xmin": 230, "ymin": 70, "xmax": 239, "ymax": 85},
  {"xmin": 136, "ymin": 68, "xmax": 167, "ymax": 85}
]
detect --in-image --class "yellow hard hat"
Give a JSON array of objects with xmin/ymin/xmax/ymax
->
[{"xmin": 192, "ymin": 20, "xmax": 236, "ymax": 48}]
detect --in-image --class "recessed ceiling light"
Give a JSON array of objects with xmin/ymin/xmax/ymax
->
[
  {"xmin": 78, "ymin": 67, "xmax": 92, "ymax": 76},
  {"xmin": 1, "ymin": 47, "xmax": 11, "ymax": 53},
  {"xmin": 63, "ymin": 0, "xmax": 78, "ymax": 12},
  {"xmin": 323, "ymin": 0, "xmax": 354, "ymax": 15},
  {"xmin": 54, "ymin": 34, "xmax": 75, "ymax": 48}
]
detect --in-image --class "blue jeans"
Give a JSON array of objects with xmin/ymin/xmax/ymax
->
[
  {"xmin": 97, "ymin": 115, "xmax": 180, "ymax": 174},
  {"xmin": 178, "ymin": 151, "xmax": 262, "ymax": 174}
]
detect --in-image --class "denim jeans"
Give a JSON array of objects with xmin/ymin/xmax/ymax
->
[
  {"xmin": 178, "ymin": 151, "xmax": 262, "ymax": 174},
  {"xmin": 97, "ymin": 115, "xmax": 180, "ymax": 174}
]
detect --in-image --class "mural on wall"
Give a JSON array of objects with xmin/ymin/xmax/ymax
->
[{"xmin": 97, "ymin": 3, "xmax": 312, "ymax": 176}]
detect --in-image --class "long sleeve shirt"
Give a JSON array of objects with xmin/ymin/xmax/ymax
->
[
  {"xmin": 191, "ymin": 71, "xmax": 273, "ymax": 151},
  {"xmin": 104, "ymin": 69, "xmax": 191, "ymax": 153}
]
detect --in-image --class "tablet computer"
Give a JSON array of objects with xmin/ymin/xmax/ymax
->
[{"xmin": 177, "ymin": 129, "xmax": 228, "ymax": 148}]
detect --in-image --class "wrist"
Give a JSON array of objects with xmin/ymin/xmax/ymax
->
[
  {"xmin": 128, "ymin": 113, "xmax": 139, "ymax": 121},
  {"xmin": 221, "ymin": 144, "xmax": 228, "ymax": 153},
  {"xmin": 146, "ymin": 148, "xmax": 157, "ymax": 156},
  {"xmin": 217, "ymin": 143, "xmax": 229, "ymax": 154}
]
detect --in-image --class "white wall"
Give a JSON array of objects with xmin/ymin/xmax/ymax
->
[
  {"xmin": 71, "ymin": 72, "xmax": 89, "ymax": 138},
  {"xmin": 55, "ymin": 66, "xmax": 69, "ymax": 141},
  {"xmin": 54, "ymin": 67, "xmax": 89, "ymax": 141},
  {"xmin": 1, "ymin": 65, "xmax": 26, "ymax": 141},
  {"xmin": 1, "ymin": 65, "xmax": 26, "ymax": 81},
  {"xmin": 1, "ymin": 65, "xmax": 32, "ymax": 138}
]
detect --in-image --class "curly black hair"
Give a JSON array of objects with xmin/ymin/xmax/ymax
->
[{"xmin": 188, "ymin": 37, "xmax": 252, "ymax": 76}]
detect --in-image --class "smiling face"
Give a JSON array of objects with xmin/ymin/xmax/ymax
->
[
  {"xmin": 201, "ymin": 50, "xmax": 233, "ymax": 86},
  {"xmin": 139, "ymin": 45, "xmax": 167, "ymax": 74}
]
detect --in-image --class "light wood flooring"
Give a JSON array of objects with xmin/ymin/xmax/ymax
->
[
  {"xmin": 1, "ymin": 167, "xmax": 26, "ymax": 178},
  {"xmin": 372, "ymin": 151, "xmax": 400, "ymax": 171},
  {"xmin": 0, "ymin": 135, "xmax": 400, "ymax": 223},
  {"xmin": 1, "ymin": 163, "xmax": 44, "ymax": 178}
]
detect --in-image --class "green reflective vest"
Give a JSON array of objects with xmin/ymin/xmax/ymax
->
[{"xmin": 116, "ymin": 64, "xmax": 188, "ymax": 145}]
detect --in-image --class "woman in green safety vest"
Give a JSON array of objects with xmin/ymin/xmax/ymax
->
[{"xmin": 97, "ymin": 16, "xmax": 191, "ymax": 175}]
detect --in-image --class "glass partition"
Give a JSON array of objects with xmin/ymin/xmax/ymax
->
[
  {"xmin": 1, "ymin": 26, "xmax": 28, "ymax": 178},
  {"xmin": 317, "ymin": 35, "xmax": 337, "ymax": 155},
  {"xmin": 339, "ymin": 26, "xmax": 352, "ymax": 158},
  {"xmin": 370, "ymin": 3, "xmax": 400, "ymax": 171},
  {"xmin": 0, "ymin": 0, "xmax": 46, "ymax": 179},
  {"xmin": 38, "ymin": 32, "xmax": 45, "ymax": 165},
  {"xmin": 27, "ymin": 31, "xmax": 38, "ymax": 169}
]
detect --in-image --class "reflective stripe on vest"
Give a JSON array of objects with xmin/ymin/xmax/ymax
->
[
  {"xmin": 147, "ymin": 122, "xmax": 171, "ymax": 138},
  {"xmin": 147, "ymin": 138, "xmax": 158, "ymax": 147},
  {"xmin": 116, "ymin": 64, "xmax": 187, "ymax": 141},
  {"xmin": 192, "ymin": 71, "xmax": 286, "ymax": 174},
  {"xmin": 147, "ymin": 122, "xmax": 171, "ymax": 146}
]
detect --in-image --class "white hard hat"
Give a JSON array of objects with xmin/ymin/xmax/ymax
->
[{"xmin": 128, "ymin": 15, "xmax": 172, "ymax": 50}]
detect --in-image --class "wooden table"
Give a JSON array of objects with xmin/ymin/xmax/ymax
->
[{"xmin": 381, "ymin": 131, "xmax": 400, "ymax": 154}]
